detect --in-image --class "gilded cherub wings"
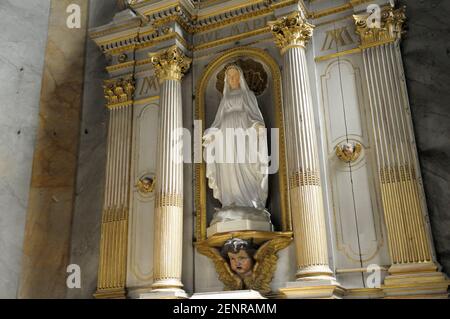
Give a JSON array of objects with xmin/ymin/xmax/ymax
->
[
  {"xmin": 335, "ymin": 142, "xmax": 362, "ymax": 163},
  {"xmin": 196, "ymin": 245, "xmax": 243, "ymax": 291},
  {"xmin": 250, "ymin": 237, "xmax": 292, "ymax": 295}
]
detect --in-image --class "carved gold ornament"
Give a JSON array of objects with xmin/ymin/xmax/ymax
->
[
  {"xmin": 335, "ymin": 142, "xmax": 362, "ymax": 163},
  {"xmin": 150, "ymin": 46, "xmax": 192, "ymax": 82},
  {"xmin": 268, "ymin": 11, "xmax": 315, "ymax": 52},
  {"xmin": 136, "ymin": 176, "xmax": 156, "ymax": 195},
  {"xmin": 353, "ymin": 5, "xmax": 406, "ymax": 47},
  {"xmin": 117, "ymin": 53, "xmax": 128, "ymax": 63},
  {"xmin": 216, "ymin": 59, "xmax": 268, "ymax": 96},
  {"xmin": 289, "ymin": 170, "xmax": 321, "ymax": 188},
  {"xmin": 380, "ymin": 165, "xmax": 415, "ymax": 184},
  {"xmin": 155, "ymin": 193, "xmax": 183, "ymax": 208},
  {"xmin": 196, "ymin": 231, "xmax": 292, "ymax": 295},
  {"xmin": 103, "ymin": 78, "xmax": 135, "ymax": 106}
]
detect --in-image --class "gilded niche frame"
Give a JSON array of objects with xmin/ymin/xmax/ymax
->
[{"xmin": 194, "ymin": 47, "xmax": 291, "ymax": 241}]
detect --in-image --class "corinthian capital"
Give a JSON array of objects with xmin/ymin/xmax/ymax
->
[
  {"xmin": 268, "ymin": 11, "xmax": 315, "ymax": 53},
  {"xmin": 150, "ymin": 46, "xmax": 192, "ymax": 82},
  {"xmin": 353, "ymin": 5, "xmax": 406, "ymax": 48}
]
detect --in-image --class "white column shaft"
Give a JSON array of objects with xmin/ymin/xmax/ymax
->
[
  {"xmin": 282, "ymin": 47, "xmax": 333, "ymax": 278},
  {"xmin": 152, "ymin": 79, "xmax": 184, "ymax": 290}
]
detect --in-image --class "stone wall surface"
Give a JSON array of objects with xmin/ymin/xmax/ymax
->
[
  {"xmin": 67, "ymin": 0, "xmax": 118, "ymax": 299},
  {"xmin": 398, "ymin": 0, "xmax": 450, "ymax": 275},
  {"xmin": 18, "ymin": 0, "xmax": 88, "ymax": 298},
  {"xmin": 0, "ymin": 0, "xmax": 51, "ymax": 299}
]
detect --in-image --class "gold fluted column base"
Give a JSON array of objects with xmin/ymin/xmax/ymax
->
[
  {"xmin": 378, "ymin": 175, "xmax": 449, "ymax": 298},
  {"xmin": 94, "ymin": 207, "xmax": 129, "ymax": 299},
  {"xmin": 151, "ymin": 205, "xmax": 184, "ymax": 292},
  {"xmin": 93, "ymin": 288, "xmax": 127, "ymax": 299},
  {"xmin": 142, "ymin": 205, "xmax": 187, "ymax": 300},
  {"xmin": 289, "ymin": 186, "xmax": 334, "ymax": 280},
  {"xmin": 280, "ymin": 283, "xmax": 346, "ymax": 299},
  {"xmin": 382, "ymin": 263, "xmax": 449, "ymax": 299},
  {"xmin": 281, "ymin": 184, "xmax": 344, "ymax": 299}
]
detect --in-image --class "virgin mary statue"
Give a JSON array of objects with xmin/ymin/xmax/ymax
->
[{"xmin": 203, "ymin": 65, "xmax": 271, "ymax": 226}]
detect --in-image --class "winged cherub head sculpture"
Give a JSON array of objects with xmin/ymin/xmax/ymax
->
[{"xmin": 221, "ymin": 238, "xmax": 257, "ymax": 278}]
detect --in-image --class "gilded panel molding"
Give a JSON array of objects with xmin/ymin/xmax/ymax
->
[{"xmin": 194, "ymin": 47, "xmax": 290, "ymax": 241}]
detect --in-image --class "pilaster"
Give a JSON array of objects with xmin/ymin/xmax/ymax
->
[
  {"xmin": 95, "ymin": 78, "xmax": 135, "ymax": 299},
  {"xmin": 354, "ymin": 4, "xmax": 449, "ymax": 298}
]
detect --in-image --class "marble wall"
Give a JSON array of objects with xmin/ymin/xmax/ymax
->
[
  {"xmin": 399, "ymin": 0, "xmax": 450, "ymax": 276},
  {"xmin": 18, "ymin": 0, "xmax": 88, "ymax": 298},
  {"xmin": 67, "ymin": 0, "xmax": 118, "ymax": 299},
  {"xmin": 0, "ymin": 0, "xmax": 51, "ymax": 299}
]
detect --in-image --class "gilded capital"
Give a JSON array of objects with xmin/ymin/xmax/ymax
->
[
  {"xmin": 150, "ymin": 46, "xmax": 192, "ymax": 82},
  {"xmin": 268, "ymin": 11, "xmax": 314, "ymax": 53},
  {"xmin": 353, "ymin": 5, "xmax": 406, "ymax": 48},
  {"xmin": 103, "ymin": 78, "xmax": 135, "ymax": 108}
]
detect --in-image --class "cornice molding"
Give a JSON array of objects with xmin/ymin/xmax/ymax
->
[{"xmin": 90, "ymin": 1, "xmax": 396, "ymax": 71}]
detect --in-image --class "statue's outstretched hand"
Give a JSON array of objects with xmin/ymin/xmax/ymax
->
[{"xmin": 202, "ymin": 134, "xmax": 214, "ymax": 147}]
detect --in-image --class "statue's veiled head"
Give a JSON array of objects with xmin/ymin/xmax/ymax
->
[
  {"xmin": 225, "ymin": 65, "xmax": 242, "ymax": 90},
  {"xmin": 221, "ymin": 238, "xmax": 257, "ymax": 277}
]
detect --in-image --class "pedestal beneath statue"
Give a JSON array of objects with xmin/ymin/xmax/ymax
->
[
  {"xmin": 207, "ymin": 206, "xmax": 273, "ymax": 237},
  {"xmin": 207, "ymin": 220, "xmax": 273, "ymax": 237}
]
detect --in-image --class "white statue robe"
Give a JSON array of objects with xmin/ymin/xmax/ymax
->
[{"xmin": 204, "ymin": 66, "xmax": 269, "ymax": 210}]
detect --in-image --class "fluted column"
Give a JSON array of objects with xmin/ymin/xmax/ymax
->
[
  {"xmin": 269, "ymin": 12, "xmax": 334, "ymax": 280},
  {"xmin": 354, "ymin": 6, "xmax": 448, "ymax": 297},
  {"xmin": 95, "ymin": 78, "xmax": 135, "ymax": 299},
  {"xmin": 354, "ymin": 5, "xmax": 435, "ymax": 271},
  {"xmin": 150, "ymin": 46, "xmax": 191, "ymax": 291}
]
